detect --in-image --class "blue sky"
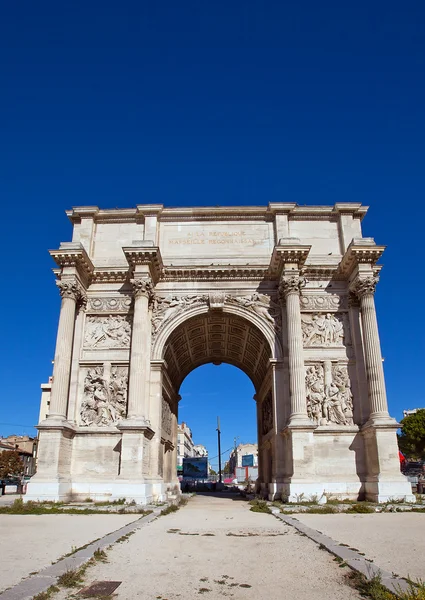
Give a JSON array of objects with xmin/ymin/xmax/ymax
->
[{"xmin": 0, "ymin": 1, "xmax": 424, "ymax": 466}]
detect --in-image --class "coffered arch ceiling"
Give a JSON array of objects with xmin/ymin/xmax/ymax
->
[{"xmin": 163, "ymin": 312, "xmax": 272, "ymax": 392}]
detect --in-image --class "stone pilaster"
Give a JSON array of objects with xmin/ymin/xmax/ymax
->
[
  {"xmin": 47, "ymin": 280, "xmax": 86, "ymax": 421},
  {"xmin": 351, "ymin": 276, "xmax": 391, "ymax": 424},
  {"xmin": 279, "ymin": 275, "xmax": 311, "ymax": 426}
]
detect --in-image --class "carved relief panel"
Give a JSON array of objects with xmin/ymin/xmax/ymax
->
[
  {"xmin": 84, "ymin": 315, "xmax": 132, "ymax": 349},
  {"xmin": 305, "ymin": 361, "xmax": 354, "ymax": 426},
  {"xmin": 261, "ymin": 391, "xmax": 273, "ymax": 435},
  {"xmin": 80, "ymin": 364, "xmax": 128, "ymax": 427},
  {"xmin": 301, "ymin": 313, "xmax": 351, "ymax": 347},
  {"xmin": 161, "ymin": 397, "xmax": 173, "ymax": 437}
]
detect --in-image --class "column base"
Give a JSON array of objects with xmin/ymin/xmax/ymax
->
[
  {"xmin": 25, "ymin": 478, "xmax": 73, "ymax": 503},
  {"xmin": 364, "ymin": 479, "xmax": 416, "ymax": 503},
  {"xmin": 276, "ymin": 481, "xmax": 365, "ymax": 503},
  {"xmin": 26, "ymin": 479, "xmax": 169, "ymax": 505},
  {"xmin": 361, "ymin": 420, "xmax": 414, "ymax": 502}
]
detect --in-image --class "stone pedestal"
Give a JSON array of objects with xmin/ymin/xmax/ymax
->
[
  {"xmin": 26, "ymin": 424, "xmax": 75, "ymax": 501},
  {"xmin": 281, "ymin": 425, "xmax": 317, "ymax": 502},
  {"xmin": 362, "ymin": 423, "xmax": 415, "ymax": 502}
]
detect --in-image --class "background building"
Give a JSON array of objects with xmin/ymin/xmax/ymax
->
[
  {"xmin": 228, "ymin": 443, "xmax": 258, "ymax": 473},
  {"xmin": 0, "ymin": 440, "xmax": 36, "ymax": 477},
  {"xmin": 177, "ymin": 422, "xmax": 195, "ymax": 474},
  {"xmin": 194, "ymin": 444, "xmax": 208, "ymax": 457},
  {"xmin": 403, "ymin": 408, "xmax": 425, "ymax": 418},
  {"xmin": 38, "ymin": 377, "xmax": 53, "ymax": 422}
]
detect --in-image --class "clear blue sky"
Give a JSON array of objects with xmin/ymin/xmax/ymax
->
[{"xmin": 1, "ymin": 1, "xmax": 424, "ymax": 467}]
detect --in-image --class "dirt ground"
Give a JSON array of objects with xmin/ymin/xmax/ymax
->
[
  {"xmin": 0, "ymin": 513, "xmax": 140, "ymax": 592},
  {"xmin": 295, "ymin": 512, "xmax": 425, "ymax": 582},
  {"xmin": 53, "ymin": 495, "xmax": 361, "ymax": 600}
]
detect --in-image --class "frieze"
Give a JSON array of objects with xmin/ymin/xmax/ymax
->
[
  {"xmin": 300, "ymin": 294, "xmax": 348, "ymax": 312},
  {"xmin": 305, "ymin": 361, "xmax": 354, "ymax": 426},
  {"xmin": 87, "ymin": 296, "xmax": 132, "ymax": 314},
  {"xmin": 80, "ymin": 365, "xmax": 128, "ymax": 427},
  {"xmin": 84, "ymin": 315, "xmax": 132, "ymax": 349}
]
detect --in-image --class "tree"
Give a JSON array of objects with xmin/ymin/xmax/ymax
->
[
  {"xmin": 0, "ymin": 451, "xmax": 24, "ymax": 479},
  {"xmin": 397, "ymin": 410, "xmax": 425, "ymax": 461}
]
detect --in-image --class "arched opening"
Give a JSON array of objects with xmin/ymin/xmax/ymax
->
[
  {"xmin": 157, "ymin": 310, "xmax": 277, "ymax": 495},
  {"xmin": 178, "ymin": 363, "xmax": 257, "ymax": 486}
]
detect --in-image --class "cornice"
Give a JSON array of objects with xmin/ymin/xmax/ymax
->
[
  {"xmin": 123, "ymin": 245, "xmax": 164, "ymax": 283},
  {"xmin": 91, "ymin": 268, "xmax": 129, "ymax": 283},
  {"xmin": 65, "ymin": 203, "xmax": 369, "ymax": 224},
  {"xmin": 269, "ymin": 241, "xmax": 311, "ymax": 278},
  {"xmin": 338, "ymin": 238, "xmax": 386, "ymax": 278},
  {"xmin": 50, "ymin": 243, "xmax": 94, "ymax": 286},
  {"xmin": 161, "ymin": 265, "xmax": 271, "ymax": 281}
]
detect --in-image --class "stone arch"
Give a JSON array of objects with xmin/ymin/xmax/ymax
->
[{"xmin": 152, "ymin": 302, "xmax": 283, "ymax": 381}]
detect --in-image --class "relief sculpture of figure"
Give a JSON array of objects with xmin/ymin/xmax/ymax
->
[
  {"xmin": 80, "ymin": 366, "xmax": 128, "ymax": 427},
  {"xmin": 151, "ymin": 295, "xmax": 208, "ymax": 336},
  {"xmin": 227, "ymin": 293, "xmax": 280, "ymax": 330},
  {"xmin": 84, "ymin": 315, "xmax": 131, "ymax": 348},
  {"xmin": 305, "ymin": 363, "xmax": 354, "ymax": 426},
  {"xmin": 302, "ymin": 313, "xmax": 344, "ymax": 346}
]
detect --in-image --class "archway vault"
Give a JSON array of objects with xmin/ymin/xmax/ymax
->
[{"xmin": 163, "ymin": 312, "xmax": 272, "ymax": 391}]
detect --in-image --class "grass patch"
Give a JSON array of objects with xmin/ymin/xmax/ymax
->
[
  {"xmin": 116, "ymin": 531, "xmax": 135, "ymax": 543},
  {"xmin": 345, "ymin": 503, "xmax": 375, "ymax": 514},
  {"xmin": 160, "ymin": 504, "xmax": 179, "ymax": 516},
  {"xmin": 33, "ymin": 585, "xmax": 60, "ymax": 600},
  {"xmin": 305, "ymin": 505, "xmax": 337, "ymax": 514},
  {"xmin": 346, "ymin": 571, "xmax": 425, "ymax": 600},
  {"xmin": 93, "ymin": 548, "xmax": 108, "ymax": 562},
  {"xmin": 198, "ymin": 588, "xmax": 211, "ymax": 593},
  {"xmin": 57, "ymin": 568, "xmax": 84, "ymax": 588},
  {"xmin": 248, "ymin": 499, "xmax": 271, "ymax": 514},
  {"xmin": 345, "ymin": 571, "xmax": 395, "ymax": 599},
  {"xmin": 0, "ymin": 498, "xmax": 142, "ymax": 516}
]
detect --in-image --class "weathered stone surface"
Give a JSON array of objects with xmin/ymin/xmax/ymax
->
[{"xmin": 27, "ymin": 203, "xmax": 414, "ymax": 505}]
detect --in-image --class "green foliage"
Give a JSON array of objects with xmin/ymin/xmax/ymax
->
[
  {"xmin": 160, "ymin": 504, "xmax": 179, "ymax": 516},
  {"xmin": 93, "ymin": 548, "xmax": 108, "ymax": 562},
  {"xmin": 0, "ymin": 450, "xmax": 24, "ymax": 478},
  {"xmin": 346, "ymin": 503, "xmax": 375, "ymax": 513},
  {"xmin": 32, "ymin": 585, "xmax": 60, "ymax": 600},
  {"xmin": 248, "ymin": 499, "xmax": 271, "ymax": 513},
  {"xmin": 398, "ymin": 409, "xmax": 425, "ymax": 460},
  {"xmin": 57, "ymin": 568, "xmax": 84, "ymax": 588},
  {"xmin": 0, "ymin": 498, "xmax": 151, "ymax": 515},
  {"xmin": 305, "ymin": 505, "xmax": 337, "ymax": 514},
  {"xmin": 346, "ymin": 571, "xmax": 425, "ymax": 600}
]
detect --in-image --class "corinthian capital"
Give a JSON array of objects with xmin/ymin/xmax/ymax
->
[
  {"xmin": 278, "ymin": 275, "xmax": 305, "ymax": 301},
  {"xmin": 131, "ymin": 276, "xmax": 154, "ymax": 301},
  {"xmin": 56, "ymin": 280, "xmax": 85, "ymax": 302},
  {"xmin": 351, "ymin": 276, "xmax": 379, "ymax": 299}
]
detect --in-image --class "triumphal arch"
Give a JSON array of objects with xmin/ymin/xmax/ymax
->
[{"xmin": 27, "ymin": 203, "xmax": 414, "ymax": 504}]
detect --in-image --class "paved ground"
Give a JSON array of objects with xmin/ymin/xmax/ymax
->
[
  {"xmin": 296, "ymin": 513, "xmax": 425, "ymax": 582},
  {"xmin": 0, "ymin": 514, "xmax": 141, "ymax": 592},
  {"xmin": 53, "ymin": 495, "xmax": 361, "ymax": 600}
]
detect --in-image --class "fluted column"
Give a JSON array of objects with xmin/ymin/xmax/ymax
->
[
  {"xmin": 127, "ymin": 276, "xmax": 154, "ymax": 421},
  {"xmin": 48, "ymin": 280, "xmax": 86, "ymax": 421},
  {"xmin": 279, "ymin": 275, "xmax": 310, "ymax": 426},
  {"xmin": 352, "ymin": 276, "xmax": 390, "ymax": 421}
]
